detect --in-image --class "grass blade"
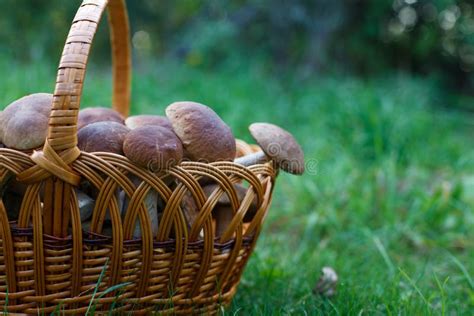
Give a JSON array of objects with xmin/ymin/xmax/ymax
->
[
  {"xmin": 447, "ymin": 252, "xmax": 474, "ymax": 290},
  {"xmin": 86, "ymin": 258, "xmax": 109, "ymax": 315},
  {"xmin": 97, "ymin": 282, "xmax": 132, "ymax": 299},
  {"xmin": 398, "ymin": 267, "xmax": 430, "ymax": 308}
]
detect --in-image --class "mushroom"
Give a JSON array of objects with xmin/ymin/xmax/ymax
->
[
  {"xmin": 124, "ymin": 126, "xmax": 183, "ymax": 172},
  {"xmin": 166, "ymin": 101, "xmax": 236, "ymax": 162},
  {"xmin": 77, "ymin": 107, "xmax": 124, "ymax": 130},
  {"xmin": 0, "ymin": 93, "xmax": 52, "ymax": 219},
  {"xmin": 234, "ymin": 123, "xmax": 305, "ymax": 175},
  {"xmin": 2, "ymin": 192, "xmax": 22, "ymax": 220},
  {"xmin": 203, "ymin": 184, "xmax": 259, "ymax": 237},
  {"xmin": 0, "ymin": 93, "xmax": 52, "ymax": 150},
  {"xmin": 125, "ymin": 115, "xmax": 173, "ymax": 130},
  {"xmin": 82, "ymin": 220, "xmax": 113, "ymax": 237},
  {"xmin": 180, "ymin": 192, "xmax": 199, "ymax": 231},
  {"xmin": 0, "ymin": 175, "xmax": 94, "ymax": 225},
  {"xmin": 77, "ymin": 121, "xmax": 130, "ymax": 223},
  {"xmin": 123, "ymin": 126, "xmax": 183, "ymax": 238},
  {"xmin": 77, "ymin": 190, "xmax": 95, "ymax": 222},
  {"xmin": 78, "ymin": 121, "xmax": 130, "ymax": 154},
  {"xmin": 0, "ymin": 171, "xmax": 20, "ymax": 220},
  {"xmin": 165, "ymin": 101, "xmax": 238, "ymax": 231},
  {"xmin": 313, "ymin": 267, "xmax": 338, "ymax": 297}
]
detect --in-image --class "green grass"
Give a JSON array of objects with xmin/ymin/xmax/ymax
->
[{"xmin": 1, "ymin": 57, "xmax": 473, "ymax": 315}]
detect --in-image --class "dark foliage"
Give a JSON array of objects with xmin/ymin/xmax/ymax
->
[{"xmin": 1, "ymin": 0, "xmax": 473, "ymax": 92}]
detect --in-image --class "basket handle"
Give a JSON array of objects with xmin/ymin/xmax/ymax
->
[
  {"xmin": 49, "ymin": 0, "xmax": 130, "ymax": 152},
  {"xmin": 23, "ymin": 0, "xmax": 131, "ymax": 186}
]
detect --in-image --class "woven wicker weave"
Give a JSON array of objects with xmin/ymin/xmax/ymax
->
[{"xmin": 0, "ymin": 0, "xmax": 276, "ymax": 314}]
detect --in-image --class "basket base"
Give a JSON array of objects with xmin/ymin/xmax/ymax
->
[{"xmin": 0, "ymin": 232, "xmax": 253, "ymax": 314}]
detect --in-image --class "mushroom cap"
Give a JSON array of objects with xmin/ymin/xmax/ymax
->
[
  {"xmin": 249, "ymin": 123, "xmax": 305, "ymax": 175},
  {"xmin": 125, "ymin": 115, "xmax": 173, "ymax": 130},
  {"xmin": 0, "ymin": 93, "xmax": 52, "ymax": 150},
  {"xmin": 166, "ymin": 101, "xmax": 236, "ymax": 162},
  {"xmin": 123, "ymin": 126, "xmax": 183, "ymax": 172},
  {"xmin": 77, "ymin": 121, "xmax": 130, "ymax": 154},
  {"xmin": 78, "ymin": 107, "xmax": 124, "ymax": 130}
]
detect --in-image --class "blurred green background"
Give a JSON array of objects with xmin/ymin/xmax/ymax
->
[
  {"xmin": 0, "ymin": 0, "xmax": 474, "ymax": 314},
  {"xmin": 2, "ymin": 0, "xmax": 474, "ymax": 103}
]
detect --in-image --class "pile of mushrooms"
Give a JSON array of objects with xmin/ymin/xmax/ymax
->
[{"xmin": 0, "ymin": 95, "xmax": 305, "ymax": 239}]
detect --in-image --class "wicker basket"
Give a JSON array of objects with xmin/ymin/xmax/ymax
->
[{"xmin": 0, "ymin": 0, "xmax": 276, "ymax": 314}]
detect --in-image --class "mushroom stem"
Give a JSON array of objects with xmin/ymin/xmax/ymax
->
[
  {"xmin": 77, "ymin": 189, "xmax": 95, "ymax": 222},
  {"xmin": 234, "ymin": 151, "xmax": 267, "ymax": 167},
  {"xmin": 0, "ymin": 172, "xmax": 14, "ymax": 196},
  {"xmin": 122, "ymin": 176, "xmax": 160, "ymax": 239},
  {"xmin": 214, "ymin": 206, "xmax": 234, "ymax": 237},
  {"xmin": 3, "ymin": 193, "xmax": 22, "ymax": 220},
  {"xmin": 121, "ymin": 125, "xmax": 183, "ymax": 238}
]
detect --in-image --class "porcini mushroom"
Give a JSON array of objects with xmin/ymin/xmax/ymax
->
[
  {"xmin": 123, "ymin": 126, "xmax": 183, "ymax": 238},
  {"xmin": 314, "ymin": 267, "xmax": 338, "ymax": 297},
  {"xmin": 166, "ymin": 101, "xmax": 236, "ymax": 162},
  {"xmin": 123, "ymin": 126, "xmax": 183, "ymax": 172},
  {"xmin": 2, "ymin": 175, "xmax": 95, "ymax": 223},
  {"xmin": 82, "ymin": 220, "xmax": 113, "ymax": 237},
  {"xmin": 203, "ymin": 184, "xmax": 259, "ymax": 236},
  {"xmin": 234, "ymin": 123, "xmax": 305, "ymax": 175},
  {"xmin": 0, "ymin": 93, "xmax": 52, "ymax": 150},
  {"xmin": 77, "ymin": 121, "xmax": 130, "ymax": 224},
  {"xmin": 0, "ymin": 172, "xmax": 21, "ymax": 220},
  {"xmin": 77, "ymin": 107, "xmax": 124, "ymax": 130},
  {"xmin": 77, "ymin": 121, "xmax": 130, "ymax": 154},
  {"xmin": 3, "ymin": 192, "xmax": 22, "ymax": 220},
  {"xmin": 125, "ymin": 115, "xmax": 172, "ymax": 130},
  {"xmin": 77, "ymin": 190, "xmax": 95, "ymax": 222}
]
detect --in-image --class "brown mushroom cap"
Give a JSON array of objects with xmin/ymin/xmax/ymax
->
[
  {"xmin": 77, "ymin": 121, "xmax": 130, "ymax": 154},
  {"xmin": 78, "ymin": 107, "xmax": 124, "ymax": 130},
  {"xmin": 125, "ymin": 115, "xmax": 173, "ymax": 130},
  {"xmin": 166, "ymin": 101, "xmax": 236, "ymax": 162},
  {"xmin": 249, "ymin": 123, "xmax": 305, "ymax": 175},
  {"xmin": 123, "ymin": 126, "xmax": 183, "ymax": 172},
  {"xmin": 0, "ymin": 93, "xmax": 52, "ymax": 150}
]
